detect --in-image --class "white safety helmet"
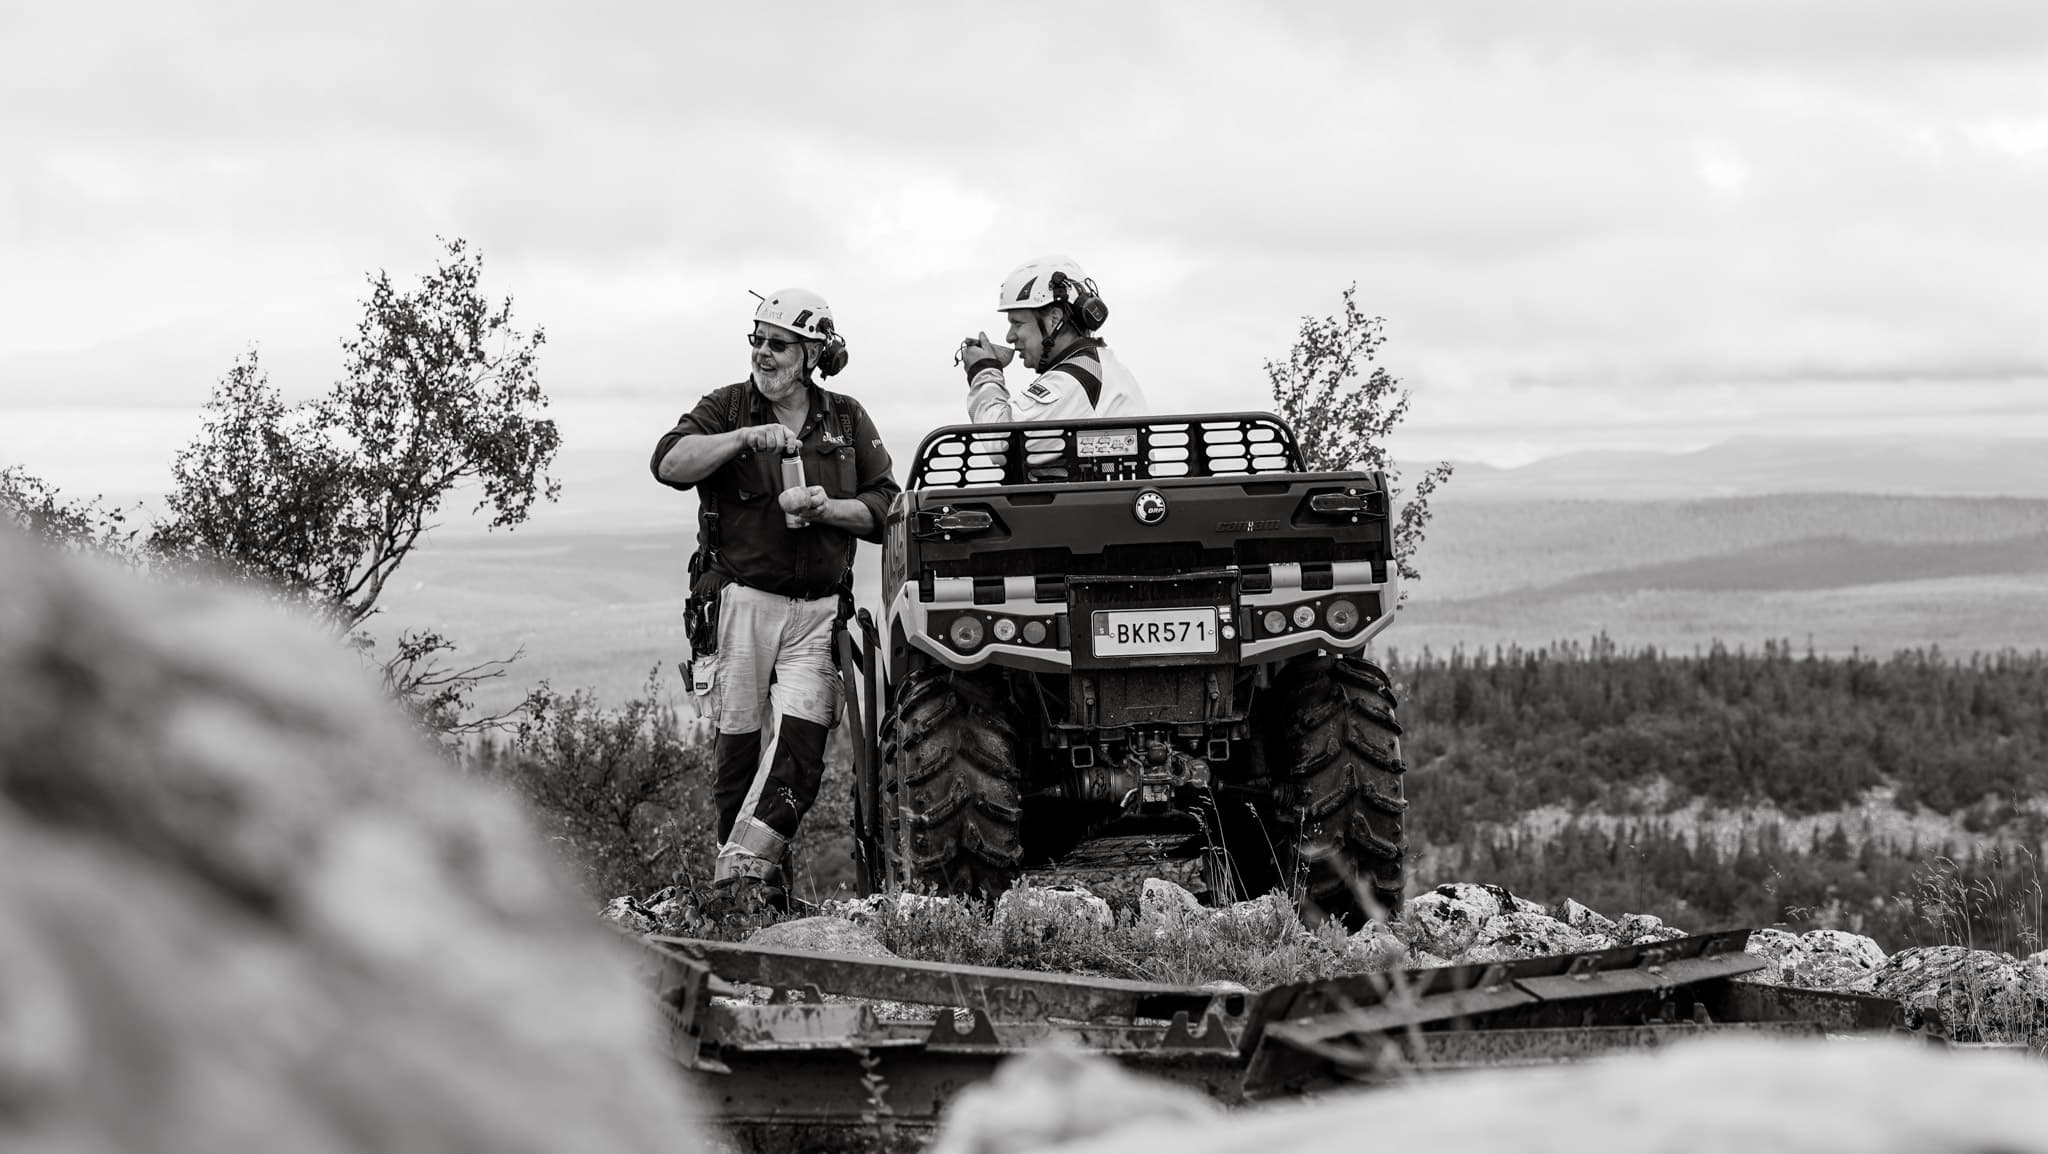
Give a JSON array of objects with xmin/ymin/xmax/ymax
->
[
  {"xmin": 754, "ymin": 287, "xmax": 837, "ymax": 341},
  {"xmin": 996, "ymin": 255, "xmax": 1092, "ymax": 313}
]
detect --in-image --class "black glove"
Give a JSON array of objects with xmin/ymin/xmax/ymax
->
[{"xmin": 957, "ymin": 332, "xmax": 1014, "ymax": 381}]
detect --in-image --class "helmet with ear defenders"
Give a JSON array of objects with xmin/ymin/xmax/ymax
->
[
  {"xmin": 996, "ymin": 256, "xmax": 1110, "ymax": 332},
  {"xmin": 754, "ymin": 287, "xmax": 849, "ymax": 377}
]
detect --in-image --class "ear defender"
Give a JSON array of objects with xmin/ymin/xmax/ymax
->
[
  {"xmin": 814, "ymin": 316, "xmax": 850, "ymax": 378},
  {"xmin": 1049, "ymin": 271, "xmax": 1110, "ymax": 331}
]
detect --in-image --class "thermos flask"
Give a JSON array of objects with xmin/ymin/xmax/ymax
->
[{"xmin": 781, "ymin": 447, "xmax": 807, "ymax": 529}]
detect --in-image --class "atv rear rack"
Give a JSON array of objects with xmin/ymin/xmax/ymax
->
[{"xmin": 628, "ymin": 927, "xmax": 1919, "ymax": 1151}]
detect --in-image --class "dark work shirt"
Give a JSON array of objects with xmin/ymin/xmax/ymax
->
[{"xmin": 650, "ymin": 380, "xmax": 901, "ymax": 600}]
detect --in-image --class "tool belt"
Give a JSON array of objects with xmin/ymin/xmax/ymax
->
[{"xmin": 684, "ymin": 546, "xmax": 728, "ymax": 661}]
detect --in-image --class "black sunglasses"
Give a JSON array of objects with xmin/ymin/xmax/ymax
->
[{"xmin": 746, "ymin": 332, "xmax": 800, "ymax": 353}]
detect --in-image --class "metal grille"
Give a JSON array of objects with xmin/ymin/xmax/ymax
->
[{"xmin": 911, "ymin": 413, "xmax": 1304, "ymax": 489}]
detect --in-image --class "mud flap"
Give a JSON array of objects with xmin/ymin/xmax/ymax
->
[{"xmin": 837, "ymin": 608, "xmax": 884, "ymax": 896}]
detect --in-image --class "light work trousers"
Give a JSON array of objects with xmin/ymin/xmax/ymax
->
[{"xmin": 707, "ymin": 584, "xmax": 841, "ymax": 884}]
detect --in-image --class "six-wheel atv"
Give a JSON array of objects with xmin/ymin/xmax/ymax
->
[{"xmin": 835, "ymin": 413, "xmax": 1407, "ymax": 928}]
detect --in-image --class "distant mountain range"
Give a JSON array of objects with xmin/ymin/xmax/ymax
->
[
  {"xmin": 356, "ymin": 433, "xmax": 2048, "ymax": 540},
  {"xmin": 1421, "ymin": 436, "xmax": 2048, "ymax": 502}
]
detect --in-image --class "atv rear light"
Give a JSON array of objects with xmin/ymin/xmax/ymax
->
[
  {"xmin": 1291, "ymin": 605, "xmax": 1316, "ymax": 629},
  {"xmin": 1326, "ymin": 598, "xmax": 1360, "ymax": 634},
  {"xmin": 925, "ymin": 508, "xmax": 994, "ymax": 534},
  {"xmin": 1021, "ymin": 620, "xmax": 1048, "ymax": 645},
  {"xmin": 1261, "ymin": 609, "xmax": 1287, "ymax": 634},
  {"xmin": 993, "ymin": 618, "xmax": 1018, "ymax": 642},
  {"xmin": 948, "ymin": 615, "xmax": 985, "ymax": 651},
  {"xmin": 1308, "ymin": 489, "xmax": 1386, "ymax": 516}
]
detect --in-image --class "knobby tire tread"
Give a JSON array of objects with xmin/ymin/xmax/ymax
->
[
  {"xmin": 879, "ymin": 666, "xmax": 1024, "ymax": 899},
  {"xmin": 1273, "ymin": 654, "xmax": 1409, "ymax": 930}
]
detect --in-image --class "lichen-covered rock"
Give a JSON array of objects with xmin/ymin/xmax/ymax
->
[
  {"xmin": 1138, "ymin": 877, "xmax": 1206, "ymax": 934},
  {"xmin": 1397, "ymin": 885, "xmax": 1501, "ymax": 956},
  {"xmin": 1741, "ymin": 928, "xmax": 1886, "ymax": 992},
  {"xmin": 1414, "ymin": 882, "xmax": 1525, "ymax": 923},
  {"xmin": 1872, "ymin": 945, "xmax": 2048, "ymax": 1042},
  {"xmin": 1342, "ymin": 922, "xmax": 1408, "ymax": 970},
  {"xmin": 1741, "ymin": 927, "xmax": 1806, "ymax": 986},
  {"xmin": 600, "ymin": 895, "xmax": 655, "ymax": 935},
  {"xmin": 1554, "ymin": 897, "xmax": 1618, "ymax": 939},
  {"xmin": 1790, "ymin": 929, "xmax": 1887, "ymax": 991},
  {"xmin": 746, "ymin": 915, "xmax": 894, "ymax": 958},
  {"xmin": 1612, "ymin": 912, "xmax": 1687, "ymax": 945},
  {"xmin": 1213, "ymin": 892, "xmax": 1308, "ymax": 943},
  {"xmin": 0, "ymin": 528, "xmax": 707, "ymax": 1153},
  {"xmin": 994, "ymin": 883, "xmax": 1114, "ymax": 944},
  {"xmin": 1463, "ymin": 909, "xmax": 1612, "ymax": 962},
  {"xmin": 820, "ymin": 890, "xmax": 963, "ymax": 927}
]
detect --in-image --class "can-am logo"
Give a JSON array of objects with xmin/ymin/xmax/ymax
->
[{"xmin": 1133, "ymin": 489, "xmax": 1168, "ymax": 525}]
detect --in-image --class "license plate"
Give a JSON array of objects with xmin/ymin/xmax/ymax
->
[
  {"xmin": 1077, "ymin": 429, "xmax": 1139, "ymax": 458},
  {"xmin": 1091, "ymin": 607, "xmax": 1220, "ymax": 657}
]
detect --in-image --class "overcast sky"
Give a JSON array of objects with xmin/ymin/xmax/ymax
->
[{"xmin": 4, "ymin": 0, "xmax": 2045, "ymax": 511}]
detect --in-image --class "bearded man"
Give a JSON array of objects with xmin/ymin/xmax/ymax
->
[{"xmin": 651, "ymin": 288, "xmax": 899, "ymax": 902}]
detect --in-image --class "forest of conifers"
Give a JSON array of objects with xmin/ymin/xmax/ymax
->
[{"xmin": 1391, "ymin": 638, "xmax": 2048, "ymax": 951}]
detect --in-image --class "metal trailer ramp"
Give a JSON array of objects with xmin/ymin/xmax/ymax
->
[{"xmin": 628, "ymin": 928, "xmax": 1916, "ymax": 1152}]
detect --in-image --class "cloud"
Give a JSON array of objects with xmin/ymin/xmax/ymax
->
[{"xmin": 2, "ymin": 0, "xmax": 2046, "ymax": 475}]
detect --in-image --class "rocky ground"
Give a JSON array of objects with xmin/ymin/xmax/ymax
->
[{"xmin": 608, "ymin": 877, "xmax": 2048, "ymax": 1044}]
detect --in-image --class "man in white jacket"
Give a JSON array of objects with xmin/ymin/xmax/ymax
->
[{"xmin": 958, "ymin": 255, "xmax": 1149, "ymax": 424}]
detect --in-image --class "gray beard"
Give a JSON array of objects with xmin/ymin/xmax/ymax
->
[{"xmin": 752, "ymin": 361, "xmax": 805, "ymax": 400}]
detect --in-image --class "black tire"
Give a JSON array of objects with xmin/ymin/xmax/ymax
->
[
  {"xmin": 1270, "ymin": 654, "xmax": 1409, "ymax": 930},
  {"xmin": 879, "ymin": 665, "xmax": 1024, "ymax": 898}
]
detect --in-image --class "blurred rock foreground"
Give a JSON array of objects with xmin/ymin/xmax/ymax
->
[
  {"xmin": 0, "ymin": 530, "xmax": 707, "ymax": 1153},
  {"xmin": 9, "ymin": 522, "xmax": 2048, "ymax": 1154}
]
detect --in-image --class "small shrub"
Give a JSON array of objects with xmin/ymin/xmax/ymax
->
[{"xmin": 474, "ymin": 667, "xmax": 714, "ymax": 901}]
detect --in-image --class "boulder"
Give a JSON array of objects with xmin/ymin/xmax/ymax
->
[
  {"xmin": 1138, "ymin": 877, "xmax": 1206, "ymax": 934},
  {"xmin": 820, "ymin": 890, "xmax": 964, "ymax": 927},
  {"xmin": 1872, "ymin": 945, "xmax": 2048, "ymax": 1041},
  {"xmin": 1397, "ymin": 884, "xmax": 1502, "ymax": 957},
  {"xmin": 1553, "ymin": 897, "xmax": 1618, "ymax": 939},
  {"xmin": 1463, "ymin": 909, "xmax": 1612, "ymax": 963},
  {"xmin": 1213, "ymin": 892, "xmax": 1308, "ymax": 943},
  {"xmin": 1612, "ymin": 912, "xmax": 1688, "ymax": 945},
  {"xmin": 0, "ymin": 528, "xmax": 706, "ymax": 1153},
  {"xmin": 994, "ymin": 883, "xmax": 1115, "ymax": 944},
  {"xmin": 745, "ymin": 915, "xmax": 894, "ymax": 958},
  {"xmin": 1742, "ymin": 927, "xmax": 1807, "ymax": 985},
  {"xmin": 1341, "ymin": 921, "xmax": 1407, "ymax": 970}
]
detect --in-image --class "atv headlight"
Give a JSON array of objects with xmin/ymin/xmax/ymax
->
[
  {"xmin": 992, "ymin": 617, "xmax": 1018, "ymax": 642},
  {"xmin": 1261, "ymin": 609, "xmax": 1287, "ymax": 635},
  {"xmin": 1021, "ymin": 619, "xmax": 1048, "ymax": 645},
  {"xmin": 1326, "ymin": 598, "xmax": 1360, "ymax": 634},
  {"xmin": 947, "ymin": 614, "xmax": 985, "ymax": 651},
  {"xmin": 1291, "ymin": 605, "xmax": 1316, "ymax": 629}
]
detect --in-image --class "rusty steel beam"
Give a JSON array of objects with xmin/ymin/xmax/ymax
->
[
  {"xmin": 1704, "ymin": 980, "xmax": 1913, "ymax": 1034},
  {"xmin": 648, "ymin": 935, "xmax": 1245, "ymax": 1022}
]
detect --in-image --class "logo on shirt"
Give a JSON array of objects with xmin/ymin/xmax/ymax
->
[
  {"xmin": 1023, "ymin": 378, "xmax": 1060, "ymax": 404},
  {"xmin": 1133, "ymin": 489, "xmax": 1168, "ymax": 525}
]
